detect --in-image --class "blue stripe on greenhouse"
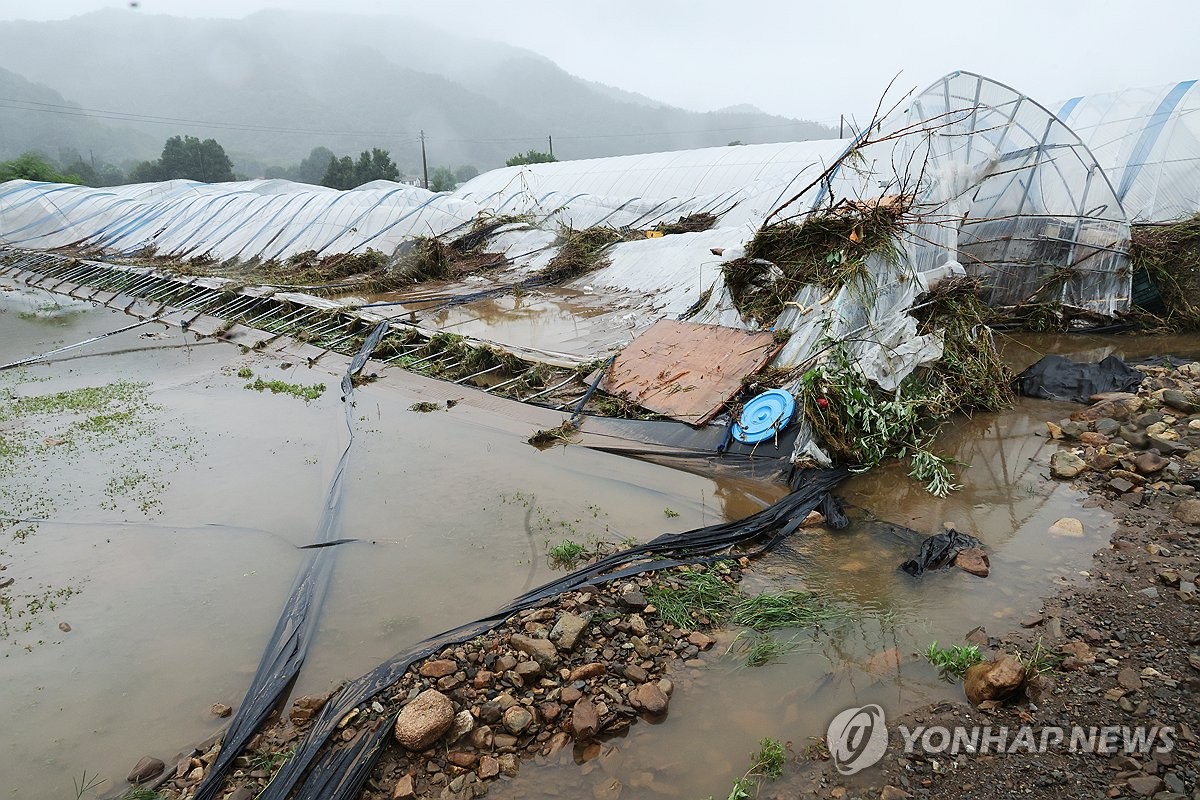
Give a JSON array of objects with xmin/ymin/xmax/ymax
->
[
  {"xmin": 1056, "ymin": 96, "xmax": 1083, "ymax": 121},
  {"xmin": 1116, "ymin": 80, "xmax": 1196, "ymax": 201}
]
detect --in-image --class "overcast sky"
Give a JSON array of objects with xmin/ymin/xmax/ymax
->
[{"xmin": 1, "ymin": 0, "xmax": 1195, "ymax": 124}]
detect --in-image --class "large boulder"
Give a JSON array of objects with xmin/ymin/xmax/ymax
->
[
  {"xmin": 393, "ymin": 689, "xmax": 455, "ymax": 751},
  {"xmin": 963, "ymin": 655, "xmax": 1026, "ymax": 705},
  {"xmin": 1050, "ymin": 450, "xmax": 1087, "ymax": 479},
  {"xmin": 1174, "ymin": 499, "xmax": 1200, "ymax": 526}
]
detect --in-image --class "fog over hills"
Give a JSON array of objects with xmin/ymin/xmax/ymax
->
[{"xmin": 0, "ymin": 8, "xmax": 836, "ymax": 175}]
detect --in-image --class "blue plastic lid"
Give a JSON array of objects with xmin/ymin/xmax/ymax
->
[{"xmin": 731, "ymin": 389, "xmax": 796, "ymax": 444}]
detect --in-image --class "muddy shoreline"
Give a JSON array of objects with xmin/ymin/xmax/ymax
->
[{"xmin": 798, "ymin": 361, "xmax": 1200, "ymax": 800}]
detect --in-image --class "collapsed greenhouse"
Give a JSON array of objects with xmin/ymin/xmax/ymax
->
[{"xmin": 2, "ymin": 68, "xmax": 1198, "ymax": 800}]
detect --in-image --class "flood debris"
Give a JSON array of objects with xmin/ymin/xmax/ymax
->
[
  {"xmin": 1129, "ymin": 214, "xmax": 1200, "ymax": 329},
  {"xmin": 599, "ymin": 320, "xmax": 781, "ymax": 426},
  {"xmin": 1017, "ymin": 354, "xmax": 1144, "ymax": 403},
  {"xmin": 535, "ymin": 226, "xmax": 626, "ymax": 284},
  {"xmin": 724, "ymin": 197, "xmax": 909, "ymax": 327}
]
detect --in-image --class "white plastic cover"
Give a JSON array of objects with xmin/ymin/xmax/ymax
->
[{"xmin": 1054, "ymin": 80, "xmax": 1200, "ymax": 222}]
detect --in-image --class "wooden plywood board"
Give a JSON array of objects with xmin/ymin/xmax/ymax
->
[{"xmin": 600, "ymin": 319, "xmax": 780, "ymax": 426}]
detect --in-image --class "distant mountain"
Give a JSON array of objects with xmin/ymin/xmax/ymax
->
[
  {"xmin": 0, "ymin": 65, "xmax": 154, "ymax": 164},
  {"xmin": 0, "ymin": 9, "xmax": 836, "ymax": 174}
]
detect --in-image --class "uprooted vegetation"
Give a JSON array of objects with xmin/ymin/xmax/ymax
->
[
  {"xmin": 652, "ymin": 211, "xmax": 718, "ymax": 235},
  {"xmin": 723, "ymin": 197, "xmax": 909, "ymax": 326},
  {"xmin": 910, "ymin": 275, "xmax": 1016, "ymax": 412},
  {"xmin": 536, "ymin": 226, "xmax": 627, "ymax": 284},
  {"xmin": 1130, "ymin": 214, "xmax": 1200, "ymax": 329}
]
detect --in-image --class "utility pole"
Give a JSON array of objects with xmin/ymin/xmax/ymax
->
[
  {"xmin": 839, "ymin": 115, "xmax": 845, "ymax": 138},
  {"xmin": 547, "ymin": 134, "xmax": 554, "ymax": 159},
  {"xmin": 420, "ymin": 130, "xmax": 429, "ymax": 190}
]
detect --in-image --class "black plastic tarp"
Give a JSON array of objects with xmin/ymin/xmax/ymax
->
[
  {"xmin": 256, "ymin": 468, "xmax": 849, "ymax": 800},
  {"xmin": 1015, "ymin": 354, "xmax": 1142, "ymax": 404}
]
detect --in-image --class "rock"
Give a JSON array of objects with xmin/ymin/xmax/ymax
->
[
  {"xmin": 502, "ymin": 704, "xmax": 534, "ymax": 735},
  {"xmin": 538, "ymin": 701, "xmax": 562, "ymax": 722},
  {"xmin": 497, "ymin": 753, "xmax": 519, "ymax": 776},
  {"xmin": 880, "ymin": 787, "xmax": 912, "ymax": 800},
  {"xmin": 628, "ymin": 614, "xmax": 649, "ymax": 637},
  {"xmin": 965, "ymin": 626, "xmax": 989, "ymax": 646},
  {"xmin": 1186, "ymin": 449, "xmax": 1200, "ymax": 467},
  {"xmin": 954, "ymin": 547, "xmax": 990, "ymax": 577},
  {"xmin": 210, "ymin": 703, "xmax": 233, "ymax": 718},
  {"xmin": 628, "ymin": 682, "xmax": 669, "ymax": 715},
  {"xmin": 1139, "ymin": 587, "xmax": 1160, "ymax": 599},
  {"xmin": 1163, "ymin": 389, "xmax": 1197, "ymax": 413},
  {"xmin": 1120, "ymin": 427, "xmax": 1151, "ymax": 448},
  {"xmin": 1080, "ymin": 431, "xmax": 1110, "ymax": 446},
  {"xmin": 1049, "ymin": 517, "xmax": 1084, "ymax": 537},
  {"xmin": 801, "ymin": 510, "xmax": 826, "ymax": 527},
  {"xmin": 561, "ymin": 686, "xmax": 582, "ymax": 704},
  {"xmin": 448, "ymin": 709, "xmax": 475, "ymax": 742},
  {"xmin": 495, "ymin": 654, "xmax": 518, "ymax": 673},
  {"xmin": 687, "ymin": 631, "xmax": 716, "ymax": 650},
  {"xmin": 514, "ymin": 660, "xmax": 542, "ymax": 678},
  {"xmin": 510, "ymin": 634, "xmax": 558, "ymax": 667},
  {"xmin": 472, "ymin": 670, "xmax": 494, "ymax": 689},
  {"xmin": 1134, "ymin": 452, "xmax": 1169, "ymax": 474},
  {"xmin": 549, "ymin": 613, "xmax": 590, "ymax": 651},
  {"xmin": 1071, "ymin": 394, "xmax": 1142, "ymax": 423},
  {"xmin": 1094, "ymin": 418, "xmax": 1122, "ymax": 437},
  {"xmin": 963, "ymin": 655, "xmax": 1026, "ymax": 705},
  {"xmin": 289, "ymin": 694, "xmax": 328, "ymax": 725},
  {"xmin": 1046, "ymin": 421, "xmax": 1064, "ymax": 439},
  {"xmin": 1118, "ymin": 667, "xmax": 1143, "ymax": 690},
  {"xmin": 477, "ymin": 755, "xmax": 500, "ymax": 780},
  {"xmin": 570, "ymin": 697, "xmax": 599, "ymax": 739},
  {"xmin": 569, "ymin": 662, "xmax": 606, "ymax": 681},
  {"xmin": 392, "ymin": 774, "xmax": 416, "ymax": 799},
  {"xmin": 1126, "ymin": 775, "xmax": 1165, "ymax": 796},
  {"xmin": 1109, "ymin": 477, "xmax": 1135, "ymax": 494},
  {"xmin": 127, "ymin": 756, "xmax": 165, "ymax": 784},
  {"xmin": 469, "ymin": 725, "xmax": 493, "ymax": 749},
  {"xmin": 420, "ymin": 659, "xmax": 459, "ymax": 678},
  {"xmin": 448, "ymin": 751, "xmax": 477, "ymax": 768},
  {"xmin": 623, "ymin": 664, "xmax": 649, "ymax": 683},
  {"xmin": 228, "ymin": 789, "xmax": 256, "ymax": 800},
  {"xmin": 620, "ymin": 590, "xmax": 648, "ymax": 610},
  {"xmin": 1050, "ymin": 450, "xmax": 1087, "ymax": 479},
  {"xmin": 393, "ymin": 689, "xmax": 455, "ymax": 751},
  {"xmin": 1173, "ymin": 499, "xmax": 1200, "ymax": 525}
]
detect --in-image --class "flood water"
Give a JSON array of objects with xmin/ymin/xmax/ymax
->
[{"xmin": 1, "ymin": 282, "xmax": 1192, "ymax": 800}]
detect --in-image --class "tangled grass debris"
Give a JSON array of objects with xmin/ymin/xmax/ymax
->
[
  {"xmin": 537, "ymin": 226, "xmax": 626, "ymax": 283},
  {"xmin": 244, "ymin": 378, "xmax": 326, "ymax": 402},
  {"xmin": 1130, "ymin": 214, "xmax": 1200, "ymax": 329},
  {"xmin": 723, "ymin": 198, "xmax": 909, "ymax": 326}
]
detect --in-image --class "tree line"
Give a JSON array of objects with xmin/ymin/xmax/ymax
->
[{"xmin": 1, "ymin": 136, "xmax": 557, "ymax": 189}]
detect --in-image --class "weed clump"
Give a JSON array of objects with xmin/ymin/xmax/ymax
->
[
  {"xmin": 538, "ymin": 226, "xmax": 625, "ymax": 284},
  {"xmin": 244, "ymin": 378, "xmax": 325, "ymax": 402},
  {"xmin": 924, "ymin": 641, "xmax": 984, "ymax": 679},
  {"xmin": 528, "ymin": 420, "xmax": 578, "ymax": 448},
  {"xmin": 547, "ymin": 538, "xmax": 588, "ymax": 567},
  {"xmin": 645, "ymin": 566, "xmax": 741, "ymax": 629},
  {"xmin": 911, "ymin": 276, "xmax": 1015, "ymax": 412},
  {"xmin": 1130, "ymin": 214, "xmax": 1200, "ymax": 329},
  {"xmin": 724, "ymin": 198, "xmax": 908, "ymax": 326},
  {"xmin": 408, "ymin": 401, "xmax": 441, "ymax": 413},
  {"xmin": 653, "ymin": 212, "xmax": 718, "ymax": 235}
]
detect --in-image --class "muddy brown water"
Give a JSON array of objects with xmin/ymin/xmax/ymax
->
[{"xmin": 1, "ymin": 285, "xmax": 1193, "ymax": 800}]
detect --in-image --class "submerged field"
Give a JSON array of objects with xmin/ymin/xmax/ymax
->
[{"xmin": 3, "ymin": 282, "xmax": 1189, "ymax": 800}]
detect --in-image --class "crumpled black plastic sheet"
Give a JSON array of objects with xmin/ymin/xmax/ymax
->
[
  {"xmin": 194, "ymin": 320, "xmax": 390, "ymax": 800},
  {"xmin": 258, "ymin": 467, "xmax": 850, "ymax": 800},
  {"xmin": 899, "ymin": 528, "xmax": 983, "ymax": 576},
  {"xmin": 1015, "ymin": 354, "xmax": 1143, "ymax": 404}
]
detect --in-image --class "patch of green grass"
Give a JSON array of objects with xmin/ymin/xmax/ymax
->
[
  {"xmin": 645, "ymin": 566, "xmax": 740, "ymax": 629},
  {"xmin": 547, "ymin": 539, "xmax": 587, "ymax": 567},
  {"xmin": 244, "ymin": 378, "xmax": 325, "ymax": 402},
  {"xmin": 736, "ymin": 631, "xmax": 804, "ymax": 667},
  {"xmin": 731, "ymin": 590, "xmax": 838, "ymax": 631},
  {"xmin": 708, "ymin": 737, "xmax": 788, "ymax": 800},
  {"xmin": 925, "ymin": 641, "xmax": 984, "ymax": 678},
  {"xmin": 1018, "ymin": 638, "xmax": 1060, "ymax": 676},
  {"xmin": 118, "ymin": 788, "xmax": 165, "ymax": 800},
  {"xmin": 0, "ymin": 381, "xmax": 147, "ymax": 421},
  {"xmin": 236, "ymin": 367, "xmax": 254, "ymax": 379},
  {"xmin": 663, "ymin": 507, "xmax": 680, "ymax": 518},
  {"xmin": 408, "ymin": 401, "xmax": 441, "ymax": 413}
]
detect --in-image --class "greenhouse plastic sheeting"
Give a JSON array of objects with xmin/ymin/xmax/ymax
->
[{"xmin": 1054, "ymin": 81, "xmax": 1200, "ymax": 222}]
